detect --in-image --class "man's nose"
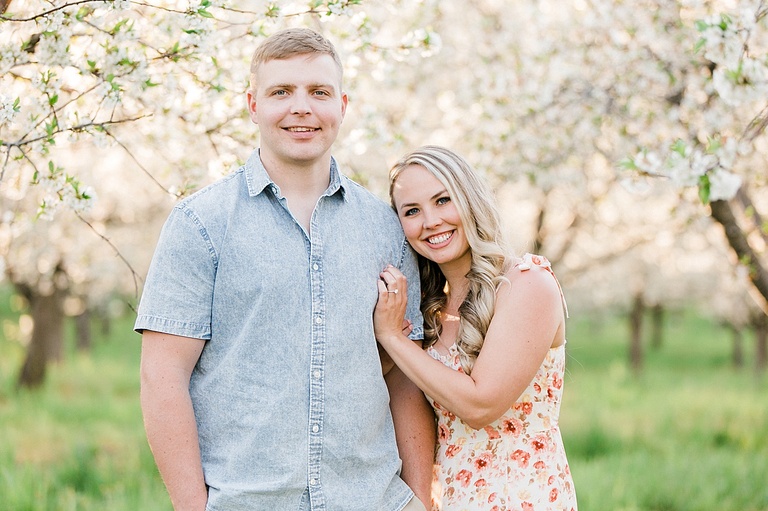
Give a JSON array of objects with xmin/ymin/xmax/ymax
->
[{"xmin": 290, "ymin": 92, "xmax": 311, "ymax": 115}]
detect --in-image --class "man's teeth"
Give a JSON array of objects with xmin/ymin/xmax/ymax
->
[{"xmin": 428, "ymin": 232, "xmax": 452, "ymax": 244}]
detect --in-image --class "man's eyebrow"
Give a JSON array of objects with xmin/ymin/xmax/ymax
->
[{"xmin": 265, "ymin": 82, "xmax": 337, "ymax": 89}]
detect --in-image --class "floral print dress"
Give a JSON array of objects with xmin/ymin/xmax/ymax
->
[{"xmin": 426, "ymin": 254, "xmax": 577, "ymax": 511}]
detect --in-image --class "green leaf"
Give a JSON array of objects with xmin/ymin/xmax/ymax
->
[
  {"xmin": 198, "ymin": 9, "xmax": 214, "ymax": 18},
  {"xmin": 693, "ymin": 37, "xmax": 706, "ymax": 54},
  {"xmin": 75, "ymin": 6, "xmax": 94, "ymax": 21},
  {"xmin": 671, "ymin": 139, "xmax": 687, "ymax": 156},
  {"xmin": 719, "ymin": 14, "xmax": 732, "ymax": 30},
  {"xmin": 706, "ymin": 136, "xmax": 722, "ymax": 154},
  {"xmin": 48, "ymin": 94, "xmax": 58, "ymax": 106},
  {"xmin": 698, "ymin": 174, "xmax": 711, "ymax": 204},
  {"xmin": 694, "ymin": 20, "xmax": 709, "ymax": 32},
  {"xmin": 111, "ymin": 18, "xmax": 129, "ymax": 35},
  {"xmin": 619, "ymin": 157, "xmax": 637, "ymax": 170}
]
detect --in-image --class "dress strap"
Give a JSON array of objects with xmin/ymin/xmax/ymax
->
[{"xmin": 515, "ymin": 253, "xmax": 569, "ymax": 318}]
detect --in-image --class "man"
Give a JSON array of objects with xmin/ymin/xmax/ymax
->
[{"xmin": 136, "ymin": 28, "xmax": 434, "ymax": 510}]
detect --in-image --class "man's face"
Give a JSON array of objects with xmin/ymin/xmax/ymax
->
[{"xmin": 247, "ymin": 54, "xmax": 347, "ymax": 169}]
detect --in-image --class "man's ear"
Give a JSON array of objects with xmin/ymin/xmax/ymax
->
[
  {"xmin": 246, "ymin": 90, "xmax": 258, "ymax": 125},
  {"xmin": 340, "ymin": 90, "xmax": 348, "ymax": 119}
]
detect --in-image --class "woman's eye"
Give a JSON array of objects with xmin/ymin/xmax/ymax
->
[
  {"xmin": 437, "ymin": 196, "xmax": 451, "ymax": 205},
  {"xmin": 404, "ymin": 208, "xmax": 419, "ymax": 217}
]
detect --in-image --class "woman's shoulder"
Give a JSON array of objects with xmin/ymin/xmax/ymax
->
[
  {"xmin": 499, "ymin": 253, "xmax": 568, "ymax": 316},
  {"xmin": 501, "ymin": 253, "xmax": 553, "ymax": 281}
]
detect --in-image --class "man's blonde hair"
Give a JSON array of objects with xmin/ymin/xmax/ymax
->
[{"xmin": 249, "ymin": 28, "xmax": 343, "ymax": 92}]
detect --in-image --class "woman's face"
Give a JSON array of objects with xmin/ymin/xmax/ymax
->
[{"xmin": 391, "ymin": 164, "xmax": 471, "ymax": 272}]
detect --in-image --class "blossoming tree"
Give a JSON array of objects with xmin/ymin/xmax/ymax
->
[
  {"xmin": 0, "ymin": 0, "xmax": 406, "ymax": 386},
  {"xmin": 2, "ymin": 0, "xmax": 767, "ymax": 386}
]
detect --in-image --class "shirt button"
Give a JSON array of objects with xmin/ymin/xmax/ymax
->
[
  {"xmin": 315, "ymin": 316, "xmax": 322, "ymax": 324},
  {"xmin": 310, "ymin": 478, "xmax": 318, "ymax": 486},
  {"xmin": 312, "ymin": 424, "xmax": 319, "ymax": 433},
  {"xmin": 312, "ymin": 263, "xmax": 319, "ymax": 271},
  {"xmin": 313, "ymin": 370, "xmax": 321, "ymax": 379}
]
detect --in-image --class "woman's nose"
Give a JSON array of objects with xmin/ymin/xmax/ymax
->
[{"xmin": 422, "ymin": 209, "xmax": 441, "ymax": 229}]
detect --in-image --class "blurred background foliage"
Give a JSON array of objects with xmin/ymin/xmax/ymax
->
[{"xmin": 1, "ymin": 0, "xmax": 767, "ymax": 509}]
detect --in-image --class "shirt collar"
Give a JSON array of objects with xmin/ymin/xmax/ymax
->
[{"xmin": 244, "ymin": 149, "xmax": 349, "ymax": 201}]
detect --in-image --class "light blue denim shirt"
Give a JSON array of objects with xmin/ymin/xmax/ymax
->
[{"xmin": 135, "ymin": 150, "xmax": 424, "ymax": 511}]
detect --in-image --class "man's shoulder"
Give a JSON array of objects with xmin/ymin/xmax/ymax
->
[
  {"xmin": 340, "ymin": 174, "xmax": 394, "ymax": 211},
  {"xmin": 175, "ymin": 168, "xmax": 246, "ymax": 215},
  {"xmin": 340, "ymin": 176, "xmax": 403, "ymax": 230}
]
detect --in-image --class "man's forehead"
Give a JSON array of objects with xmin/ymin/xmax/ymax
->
[{"xmin": 257, "ymin": 54, "xmax": 342, "ymax": 87}]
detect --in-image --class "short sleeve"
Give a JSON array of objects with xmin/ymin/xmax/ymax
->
[
  {"xmin": 398, "ymin": 239, "xmax": 424, "ymax": 341},
  {"xmin": 134, "ymin": 206, "xmax": 217, "ymax": 339}
]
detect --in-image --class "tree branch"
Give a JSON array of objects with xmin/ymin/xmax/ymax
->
[
  {"xmin": 1, "ymin": 115, "xmax": 152, "ymax": 150},
  {"xmin": 0, "ymin": 0, "xmax": 97, "ymax": 21},
  {"xmin": 102, "ymin": 128, "xmax": 177, "ymax": 197},
  {"xmin": 75, "ymin": 211, "xmax": 142, "ymax": 303},
  {"xmin": 710, "ymin": 196, "xmax": 768, "ymax": 314}
]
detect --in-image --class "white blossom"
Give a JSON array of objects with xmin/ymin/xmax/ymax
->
[
  {"xmin": 0, "ymin": 95, "xmax": 19, "ymax": 125},
  {"xmin": 708, "ymin": 167, "xmax": 742, "ymax": 201},
  {"xmin": 712, "ymin": 57, "xmax": 768, "ymax": 106},
  {"xmin": 109, "ymin": 0, "xmax": 131, "ymax": 10},
  {"xmin": 37, "ymin": 32, "xmax": 72, "ymax": 68},
  {"xmin": 633, "ymin": 150, "xmax": 664, "ymax": 175}
]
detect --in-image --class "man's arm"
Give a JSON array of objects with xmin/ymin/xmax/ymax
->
[
  {"xmin": 386, "ymin": 362, "xmax": 436, "ymax": 506},
  {"xmin": 140, "ymin": 330, "xmax": 208, "ymax": 511}
]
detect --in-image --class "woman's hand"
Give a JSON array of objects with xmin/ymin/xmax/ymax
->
[{"xmin": 373, "ymin": 265, "xmax": 409, "ymax": 348}]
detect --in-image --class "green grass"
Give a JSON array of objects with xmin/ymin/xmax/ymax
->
[
  {"xmin": 563, "ymin": 312, "xmax": 768, "ymax": 511},
  {"xmin": 0, "ymin": 292, "xmax": 169, "ymax": 511},
  {"xmin": 1, "ymin": 290, "xmax": 766, "ymax": 510}
]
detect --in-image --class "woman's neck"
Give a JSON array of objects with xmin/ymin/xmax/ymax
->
[{"xmin": 443, "ymin": 277, "xmax": 469, "ymax": 315}]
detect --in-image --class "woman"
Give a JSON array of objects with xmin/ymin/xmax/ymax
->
[{"xmin": 374, "ymin": 146, "xmax": 577, "ymax": 510}]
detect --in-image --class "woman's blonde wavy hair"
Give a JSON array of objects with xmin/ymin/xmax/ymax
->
[{"xmin": 389, "ymin": 145, "xmax": 510, "ymax": 374}]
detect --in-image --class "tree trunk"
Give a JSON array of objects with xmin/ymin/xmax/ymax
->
[
  {"xmin": 650, "ymin": 304, "xmax": 664, "ymax": 350},
  {"xmin": 755, "ymin": 315, "xmax": 767, "ymax": 374},
  {"xmin": 17, "ymin": 286, "xmax": 66, "ymax": 388},
  {"xmin": 709, "ymin": 199, "xmax": 768, "ymax": 313},
  {"xmin": 730, "ymin": 324, "xmax": 744, "ymax": 369},
  {"xmin": 100, "ymin": 310, "xmax": 112, "ymax": 337},
  {"xmin": 75, "ymin": 309, "xmax": 92, "ymax": 352},
  {"xmin": 629, "ymin": 293, "xmax": 644, "ymax": 373}
]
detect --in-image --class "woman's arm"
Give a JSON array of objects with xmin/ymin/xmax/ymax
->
[{"xmin": 374, "ymin": 265, "xmax": 565, "ymax": 430}]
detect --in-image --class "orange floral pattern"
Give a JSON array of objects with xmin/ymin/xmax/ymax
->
[{"xmin": 426, "ymin": 254, "xmax": 577, "ymax": 511}]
